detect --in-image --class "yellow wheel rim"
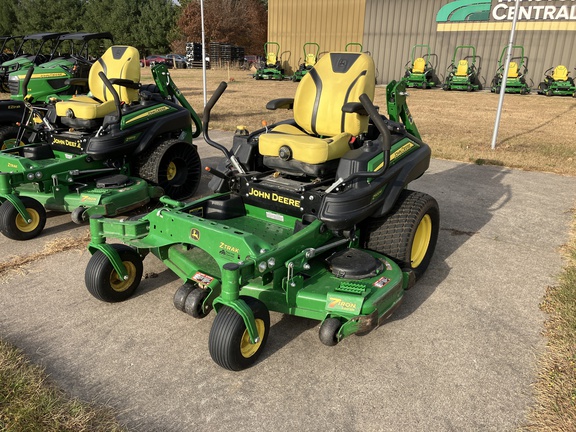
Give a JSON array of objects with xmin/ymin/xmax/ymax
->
[
  {"xmin": 240, "ymin": 318, "xmax": 265, "ymax": 358},
  {"xmin": 411, "ymin": 214, "xmax": 432, "ymax": 268},
  {"xmin": 167, "ymin": 161, "xmax": 177, "ymax": 181},
  {"xmin": 15, "ymin": 208, "xmax": 40, "ymax": 233},
  {"xmin": 109, "ymin": 261, "xmax": 137, "ymax": 293},
  {"xmin": 1, "ymin": 139, "xmax": 24, "ymax": 150}
]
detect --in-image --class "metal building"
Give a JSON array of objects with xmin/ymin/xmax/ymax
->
[{"xmin": 268, "ymin": 0, "xmax": 576, "ymax": 86}]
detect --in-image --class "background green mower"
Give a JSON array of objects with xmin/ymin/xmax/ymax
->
[
  {"xmin": 291, "ymin": 42, "xmax": 320, "ymax": 82},
  {"xmin": 0, "ymin": 32, "xmax": 67, "ymax": 92},
  {"xmin": 0, "ymin": 45, "xmax": 202, "ymax": 241},
  {"xmin": 537, "ymin": 65, "xmax": 576, "ymax": 96},
  {"xmin": 490, "ymin": 45, "xmax": 531, "ymax": 95},
  {"xmin": 84, "ymin": 52, "xmax": 439, "ymax": 372},
  {"xmin": 254, "ymin": 42, "xmax": 284, "ymax": 80},
  {"xmin": 403, "ymin": 44, "xmax": 438, "ymax": 89},
  {"xmin": 442, "ymin": 45, "xmax": 481, "ymax": 92},
  {"xmin": 0, "ymin": 32, "xmax": 114, "ymax": 145}
]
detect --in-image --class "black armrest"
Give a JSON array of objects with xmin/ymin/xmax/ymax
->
[
  {"xmin": 342, "ymin": 102, "xmax": 368, "ymax": 116},
  {"xmin": 109, "ymin": 78, "xmax": 140, "ymax": 89},
  {"xmin": 266, "ymin": 98, "xmax": 294, "ymax": 110},
  {"xmin": 65, "ymin": 77, "xmax": 88, "ymax": 87}
]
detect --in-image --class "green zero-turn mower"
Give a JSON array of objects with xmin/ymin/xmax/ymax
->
[
  {"xmin": 442, "ymin": 45, "xmax": 480, "ymax": 92},
  {"xmin": 84, "ymin": 51, "xmax": 439, "ymax": 371},
  {"xmin": 0, "ymin": 32, "xmax": 68, "ymax": 92},
  {"xmin": 254, "ymin": 42, "xmax": 284, "ymax": 80},
  {"xmin": 291, "ymin": 42, "xmax": 320, "ymax": 82},
  {"xmin": 490, "ymin": 45, "xmax": 530, "ymax": 95},
  {"xmin": 537, "ymin": 65, "xmax": 576, "ymax": 96},
  {"xmin": 0, "ymin": 32, "xmax": 114, "ymax": 146},
  {"xmin": 403, "ymin": 44, "xmax": 438, "ymax": 89},
  {"xmin": 0, "ymin": 45, "xmax": 202, "ymax": 241}
]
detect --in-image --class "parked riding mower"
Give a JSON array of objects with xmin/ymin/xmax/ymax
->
[
  {"xmin": 0, "ymin": 33, "xmax": 115, "ymax": 146},
  {"xmin": 490, "ymin": 45, "xmax": 530, "ymax": 95},
  {"xmin": 254, "ymin": 42, "xmax": 284, "ymax": 80},
  {"xmin": 0, "ymin": 45, "xmax": 202, "ymax": 241},
  {"xmin": 537, "ymin": 65, "xmax": 576, "ymax": 96},
  {"xmin": 442, "ymin": 45, "xmax": 481, "ymax": 91},
  {"xmin": 84, "ymin": 52, "xmax": 439, "ymax": 371},
  {"xmin": 292, "ymin": 42, "xmax": 320, "ymax": 82},
  {"xmin": 0, "ymin": 32, "xmax": 67, "ymax": 92},
  {"xmin": 403, "ymin": 44, "xmax": 438, "ymax": 89}
]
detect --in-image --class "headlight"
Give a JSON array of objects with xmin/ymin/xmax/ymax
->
[{"xmin": 8, "ymin": 75, "xmax": 19, "ymax": 82}]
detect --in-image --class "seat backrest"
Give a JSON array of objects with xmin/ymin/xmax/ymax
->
[
  {"xmin": 552, "ymin": 65, "xmax": 568, "ymax": 81},
  {"xmin": 412, "ymin": 57, "xmax": 426, "ymax": 74},
  {"xmin": 89, "ymin": 46, "xmax": 140, "ymax": 104},
  {"xmin": 508, "ymin": 61, "xmax": 518, "ymax": 78},
  {"xmin": 305, "ymin": 53, "xmax": 317, "ymax": 68},
  {"xmin": 455, "ymin": 59, "xmax": 469, "ymax": 76},
  {"xmin": 266, "ymin": 51, "xmax": 277, "ymax": 67},
  {"xmin": 293, "ymin": 52, "xmax": 375, "ymax": 137}
]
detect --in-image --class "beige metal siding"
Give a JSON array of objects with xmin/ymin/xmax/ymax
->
[
  {"xmin": 363, "ymin": 0, "xmax": 576, "ymax": 86},
  {"xmin": 268, "ymin": 0, "xmax": 366, "ymax": 74}
]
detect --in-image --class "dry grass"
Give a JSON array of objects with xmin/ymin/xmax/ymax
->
[
  {"xmin": 141, "ymin": 67, "xmax": 576, "ymax": 176},
  {"xmin": 0, "ymin": 339, "xmax": 125, "ymax": 432},
  {"xmin": 526, "ymin": 215, "xmax": 576, "ymax": 431},
  {"xmin": 0, "ymin": 233, "xmax": 90, "ymax": 281}
]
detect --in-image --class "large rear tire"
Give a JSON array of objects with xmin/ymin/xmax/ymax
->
[
  {"xmin": 135, "ymin": 139, "xmax": 202, "ymax": 201},
  {"xmin": 209, "ymin": 297, "xmax": 270, "ymax": 371},
  {"xmin": 0, "ymin": 126, "xmax": 26, "ymax": 150},
  {"xmin": 361, "ymin": 190, "xmax": 439, "ymax": 281}
]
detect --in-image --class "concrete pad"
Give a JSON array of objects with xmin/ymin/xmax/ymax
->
[{"xmin": 1, "ymin": 133, "xmax": 575, "ymax": 431}]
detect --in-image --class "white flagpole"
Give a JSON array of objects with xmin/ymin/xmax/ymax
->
[{"xmin": 491, "ymin": 0, "xmax": 521, "ymax": 150}]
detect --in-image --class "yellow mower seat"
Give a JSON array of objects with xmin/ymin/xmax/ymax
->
[
  {"xmin": 412, "ymin": 57, "xmax": 426, "ymax": 74},
  {"xmin": 266, "ymin": 52, "xmax": 278, "ymax": 68},
  {"xmin": 456, "ymin": 60, "xmax": 469, "ymax": 76},
  {"xmin": 552, "ymin": 65, "xmax": 569, "ymax": 81},
  {"xmin": 259, "ymin": 52, "xmax": 375, "ymax": 176},
  {"xmin": 508, "ymin": 61, "xmax": 518, "ymax": 78},
  {"xmin": 305, "ymin": 53, "xmax": 317, "ymax": 68},
  {"xmin": 55, "ymin": 46, "xmax": 141, "ymax": 121}
]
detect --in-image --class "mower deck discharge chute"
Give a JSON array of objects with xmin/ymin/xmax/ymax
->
[
  {"xmin": 0, "ymin": 45, "xmax": 202, "ymax": 241},
  {"xmin": 537, "ymin": 65, "xmax": 576, "ymax": 96},
  {"xmin": 85, "ymin": 52, "xmax": 439, "ymax": 371}
]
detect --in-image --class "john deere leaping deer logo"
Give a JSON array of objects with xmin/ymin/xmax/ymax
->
[{"xmin": 190, "ymin": 228, "xmax": 200, "ymax": 241}]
